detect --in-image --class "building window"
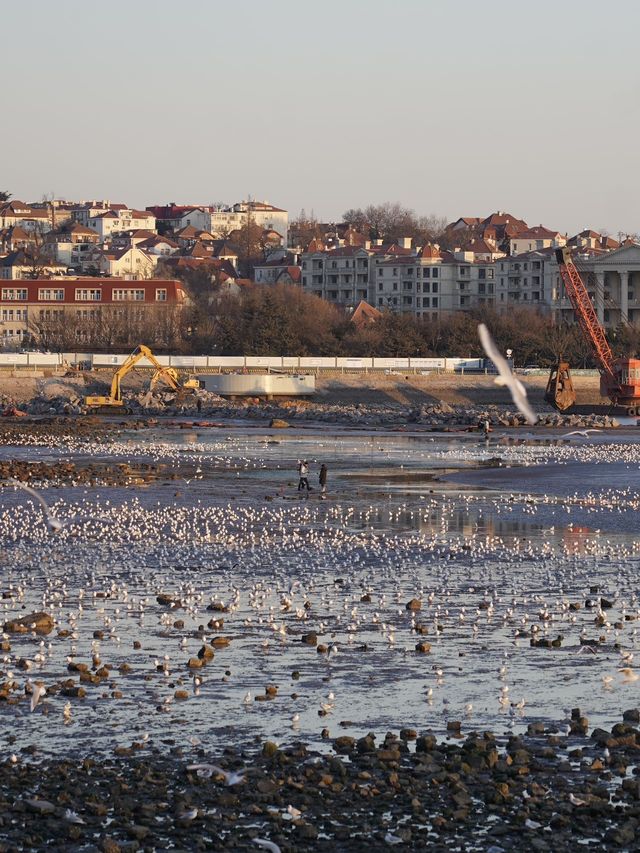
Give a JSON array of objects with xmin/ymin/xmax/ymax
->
[
  {"xmin": 432, "ymin": 282, "xmax": 438, "ymax": 293},
  {"xmin": 422, "ymin": 297, "xmax": 430, "ymax": 307},
  {"xmin": 75, "ymin": 289, "xmax": 102, "ymax": 301},
  {"xmin": 1, "ymin": 288, "xmax": 28, "ymax": 301},
  {"xmin": 155, "ymin": 289, "xmax": 167, "ymax": 301},
  {"xmin": 423, "ymin": 268, "xmax": 430, "ymax": 278},
  {"xmin": 432, "ymin": 297, "xmax": 438, "ymax": 308},
  {"xmin": 432, "ymin": 268, "xmax": 438, "ymax": 278},
  {"xmin": 487, "ymin": 269, "xmax": 494, "ymax": 279},
  {"xmin": 113, "ymin": 289, "xmax": 145, "ymax": 301},
  {"xmin": 38, "ymin": 289, "xmax": 65, "ymax": 301},
  {"xmin": 378, "ymin": 282, "xmax": 383, "ymax": 291},
  {"xmin": 378, "ymin": 268, "xmax": 383, "ymax": 276}
]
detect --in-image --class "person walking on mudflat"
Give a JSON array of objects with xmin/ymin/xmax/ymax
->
[
  {"xmin": 297, "ymin": 460, "xmax": 310, "ymax": 495},
  {"xmin": 319, "ymin": 463, "xmax": 328, "ymax": 499}
]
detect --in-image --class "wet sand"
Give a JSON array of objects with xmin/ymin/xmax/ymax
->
[{"xmin": 1, "ymin": 421, "xmax": 640, "ymax": 849}]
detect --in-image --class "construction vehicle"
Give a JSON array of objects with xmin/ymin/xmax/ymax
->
[
  {"xmin": 85, "ymin": 345, "xmax": 200, "ymax": 412},
  {"xmin": 545, "ymin": 247, "xmax": 640, "ymax": 415},
  {"xmin": 149, "ymin": 367, "xmax": 200, "ymax": 393}
]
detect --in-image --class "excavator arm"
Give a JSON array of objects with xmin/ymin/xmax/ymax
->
[
  {"xmin": 85, "ymin": 344, "xmax": 197, "ymax": 411},
  {"xmin": 109, "ymin": 345, "xmax": 156, "ymax": 402}
]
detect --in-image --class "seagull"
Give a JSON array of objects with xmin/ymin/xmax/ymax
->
[
  {"xmin": 254, "ymin": 840, "xmax": 281, "ymax": 853},
  {"xmin": 186, "ymin": 763, "xmax": 245, "ymax": 785},
  {"xmin": 7, "ymin": 480, "xmax": 64, "ymax": 533},
  {"xmin": 561, "ymin": 430, "xmax": 602, "ymax": 438},
  {"xmin": 478, "ymin": 324, "xmax": 537, "ymax": 425},
  {"xmin": 30, "ymin": 683, "xmax": 46, "ymax": 713}
]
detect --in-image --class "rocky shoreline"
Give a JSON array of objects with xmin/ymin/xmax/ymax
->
[
  {"xmin": 1, "ymin": 392, "xmax": 621, "ymax": 433},
  {"xmin": 2, "ymin": 711, "xmax": 639, "ymax": 852}
]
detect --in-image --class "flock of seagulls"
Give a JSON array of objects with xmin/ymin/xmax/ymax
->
[{"xmin": 0, "ymin": 404, "xmax": 638, "ymax": 850}]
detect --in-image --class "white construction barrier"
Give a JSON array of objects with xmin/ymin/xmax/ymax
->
[
  {"xmin": 372, "ymin": 358, "xmax": 410, "ymax": 369},
  {"xmin": 245, "ymin": 356, "xmax": 283, "ymax": 368},
  {"xmin": 336, "ymin": 357, "xmax": 374, "ymax": 369},
  {"xmin": 299, "ymin": 357, "xmax": 337, "ymax": 368},
  {"xmin": 169, "ymin": 356, "xmax": 208, "ymax": 368},
  {"xmin": 409, "ymin": 357, "xmax": 445, "ymax": 369}
]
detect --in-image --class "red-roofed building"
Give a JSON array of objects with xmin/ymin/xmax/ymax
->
[
  {"xmin": 509, "ymin": 225, "xmax": 566, "ymax": 255},
  {"xmin": 146, "ymin": 205, "xmax": 212, "ymax": 233},
  {"xmin": 350, "ymin": 300, "xmax": 382, "ymax": 328},
  {"xmin": 0, "ymin": 278, "xmax": 186, "ymax": 345},
  {"xmin": 0, "ymin": 201, "xmax": 52, "ymax": 232}
]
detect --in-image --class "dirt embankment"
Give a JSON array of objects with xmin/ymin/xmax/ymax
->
[
  {"xmin": 314, "ymin": 372, "xmax": 603, "ymax": 408},
  {"xmin": 0, "ymin": 370, "xmax": 605, "ymax": 413}
]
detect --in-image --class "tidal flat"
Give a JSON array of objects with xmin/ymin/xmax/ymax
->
[{"xmin": 1, "ymin": 421, "xmax": 640, "ymax": 850}]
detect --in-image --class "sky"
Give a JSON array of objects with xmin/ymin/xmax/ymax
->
[{"xmin": 3, "ymin": 0, "xmax": 639, "ymax": 235}]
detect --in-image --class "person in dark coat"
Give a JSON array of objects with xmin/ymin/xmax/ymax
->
[{"xmin": 319, "ymin": 463, "xmax": 328, "ymax": 498}]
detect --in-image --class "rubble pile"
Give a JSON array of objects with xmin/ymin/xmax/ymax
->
[{"xmin": 7, "ymin": 388, "xmax": 622, "ymax": 430}]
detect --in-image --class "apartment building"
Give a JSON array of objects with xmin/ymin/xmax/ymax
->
[
  {"xmin": 0, "ymin": 279, "xmax": 186, "ymax": 344},
  {"xmin": 495, "ymin": 250, "xmax": 554, "ymax": 311},
  {"xmin": 301, "ymin": 246, "xmax": 371, "ymax": 305},
  {"xmin": 300, "ymin": 241, "xmax": 501, "ymax": 318}
]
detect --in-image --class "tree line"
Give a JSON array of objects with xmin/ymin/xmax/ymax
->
[{"xmin": 28, "ymin": 276, "xmax": 623, "ymax": 369}]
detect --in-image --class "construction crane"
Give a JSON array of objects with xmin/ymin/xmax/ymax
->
[
  {"xmin": 545, "ymin": 248, "xmax": 640, "ymax": 414},
  {"xmin": 85, "ymin": 345, "xmax": 199, "ymax": 412}
]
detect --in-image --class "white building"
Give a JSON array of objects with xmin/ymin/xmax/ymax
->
[
  {"xmin": 552, "ymin": 243, "xmax": 640, "ymax": 327},
  {"xmin": 85, "ymin": 209, "xmax": 156, "ymax": 240},
  {"xmin": 509, "ymin": 226, "xmax": 566, "ymax": 255},
  {"xmin": 301, "ymin": 246, "xmax": 371, "ymax": 306},
  {"xmin": 495, "ymin": 250, "xmax": 554, "ymax": 311},
  {"xmin": 210, "ymin": 201, "xmax": 288, "ymax": 244}
]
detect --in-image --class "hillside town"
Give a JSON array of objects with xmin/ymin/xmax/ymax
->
[{"xmin": 1, "ymin": 191, "xmax": 639, "ymax": 351}]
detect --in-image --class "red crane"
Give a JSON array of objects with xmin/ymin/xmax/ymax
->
[{"xmin": 546, "ymin": 247, "xmax": 640, "ymax": 414}]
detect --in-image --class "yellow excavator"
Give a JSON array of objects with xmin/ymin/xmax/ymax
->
[{"xmin": 85, "ymin": 345, "xmax": 200, "ymax": 412}]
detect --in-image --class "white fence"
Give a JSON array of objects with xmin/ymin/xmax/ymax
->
[{"xmin": 0, "ymin": 352, "xmax": 486, "ymax": 372}]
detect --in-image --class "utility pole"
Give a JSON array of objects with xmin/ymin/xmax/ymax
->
[{"xmin": 245, "ymin": 194, "xmax": 252, "ymax": 277}]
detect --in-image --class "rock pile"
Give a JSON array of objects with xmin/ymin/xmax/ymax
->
[{"xmin": 2, "ymin": 711, "xmax": 640, "ymax": 850}]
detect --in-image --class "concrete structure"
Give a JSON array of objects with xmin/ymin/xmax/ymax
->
[{"xmin": 201, "ymin": 373, "xmax": 315, "ymax": 398}]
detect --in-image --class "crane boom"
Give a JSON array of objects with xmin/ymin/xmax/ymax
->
[{"xmin": 555, "ymin": 247, "xmax": 616, "ymax": 382}]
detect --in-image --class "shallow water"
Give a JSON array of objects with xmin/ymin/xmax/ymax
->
[{"xmin": 2, "ymin": 425, "xmax": 640, "ymax": 760}]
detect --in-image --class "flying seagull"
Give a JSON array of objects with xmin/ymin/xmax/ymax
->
[
  {"xmin": 478, "ymin": 324, "xmax": 538, "ymax": 425},
  {"xmin": 7, "ymin": 480, "xmax": 64, "ymax": 532}
]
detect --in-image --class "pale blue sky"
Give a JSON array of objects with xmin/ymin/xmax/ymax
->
[{"xmin": 3, "ymin": 0, "xmax": 639, "ymax": 234}]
